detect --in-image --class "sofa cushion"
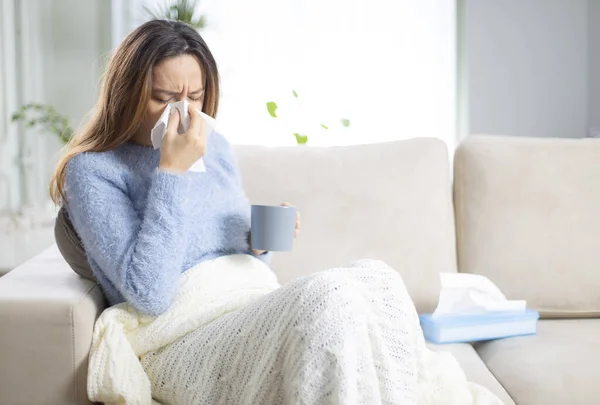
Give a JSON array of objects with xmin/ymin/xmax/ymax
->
[
  {"xmin": 235, "ymin": 139, "xmax": 457, "ymax": 313},
  {"xmin": 454, "ymin": 135, "xmax": 600, "ymax": 317},
  {"xmin": 427, "ymin": 343, "xmax": 515, "ymax": 405},
  {"xmin": 475, "ymin": 319, "xmax": 600, "ymax": 405}
]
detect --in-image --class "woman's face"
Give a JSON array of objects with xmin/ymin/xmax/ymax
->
[{"xmin": 133, "ymin": 54, "xmax": 205, "ymax": 145}]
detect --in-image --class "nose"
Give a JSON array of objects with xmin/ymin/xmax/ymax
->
[{"xmin": 175, "ymin": 85, "xmax": 189, "ymax": 102}]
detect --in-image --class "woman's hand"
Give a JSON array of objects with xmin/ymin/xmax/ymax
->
[
  {"xmin": 251, "ymin": 202, "xmax": 301, "ymax": 255},
  {"xmin": 283, "ymin": 202, "xmax": 301, "ymax": 240},
  {"xmin": 159, "ymin": 105, "xmax": 208, "ymax": 174}
]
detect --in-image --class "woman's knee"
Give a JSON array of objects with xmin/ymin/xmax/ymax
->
[
  {"xmin": 296, "ymin": 272, "xmax": 368, "ymax": 315},
  {"xmin": 337, "ymin": 259, "xmax": 404, "ymax": 286},
  {"xmin": 348, "ymin": 258, "xmax": 391, "ymax": 269}
]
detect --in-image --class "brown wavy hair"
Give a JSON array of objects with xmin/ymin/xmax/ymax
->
[{"xmin": 50, "ymin": 20, "xmax": 220, "ymax": 204}]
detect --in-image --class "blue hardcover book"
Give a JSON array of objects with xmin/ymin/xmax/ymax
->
[{"xmin": 419, "ymin": 309, "xmax": 540, "ymax": 344}]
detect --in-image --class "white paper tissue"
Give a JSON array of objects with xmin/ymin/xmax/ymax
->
[
  {"xmin": 432, "ymin": 273, "xmax": 526, "ymax": 317},
  {"xmin": 150, "ymin": 100, "xmax": 217, "ymax": 172}
]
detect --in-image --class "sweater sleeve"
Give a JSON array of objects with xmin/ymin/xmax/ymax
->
[{"xmin": 65, "ymin": 154, "xmax": 191, "ymax": 316}]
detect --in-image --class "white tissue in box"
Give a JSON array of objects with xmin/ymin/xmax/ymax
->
[
  {"xmin": 150, "ymin": 100, "xmax": 217, "ymax": 172},
  {"xmin": 433, "ymin": 273, "xmax": 526, "ymax": 316},
  {"xmin": 420, "ymin": 273, "xmax": 535, "ymax": 344}
]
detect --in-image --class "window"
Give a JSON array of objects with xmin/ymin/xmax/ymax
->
[{"xmin": 119, "ymin": 0, "xmax": 457, "ymax": 147}]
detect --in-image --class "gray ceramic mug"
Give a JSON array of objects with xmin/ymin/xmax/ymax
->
[{"xmin": 251, "ymin": 205, "xmax": 297, "ymax": 251}]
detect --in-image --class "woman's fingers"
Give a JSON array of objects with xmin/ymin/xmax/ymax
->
[
  {"xmin": 158, "ymin": 107, "xmax": 207, "ymax": 173},
  {"xmin": 281, "ymin": 202, "xmax": 301, "ymax": 238}
]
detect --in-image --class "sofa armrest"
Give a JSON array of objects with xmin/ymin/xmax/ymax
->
[{"xmin": 0, "ymin": 245, "xmax": 106, "ymax": 405}]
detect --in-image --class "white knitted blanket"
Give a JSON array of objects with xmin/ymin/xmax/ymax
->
[{"xmin": 87, "ymin": 255, "xmax": 503, "ymax": 405}]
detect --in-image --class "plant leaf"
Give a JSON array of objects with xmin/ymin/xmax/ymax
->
[
  {"xmin": 293, "ymin": 133, "xmax": 308, "ymax": 144},
  {"xmin": 320, "ymin": 124, "xmax": 328, "ymax": 129},
  {"xmin": 292, "ymin": 90, "xmax": 298, "ymax": 98},
  {"xmin": 341, "ymin": 118, "xmax": 351, "ymax": 127},
  {"xmin": 12, "ymin": 103, "xmax": 74, "ymax": 144},
  {"xmin": 194, "ymin": 15, "xmax": 207, "ymax": 29},
  {"xmin": 266, "ymin": 101, "xmax": 278, "ymax": 118}
]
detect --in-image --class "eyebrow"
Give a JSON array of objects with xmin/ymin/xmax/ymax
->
[{"xmin": 153, "ymin": 88, "xmax": 204, "ymax": 95}]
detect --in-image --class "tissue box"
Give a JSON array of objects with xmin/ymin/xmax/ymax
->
[{"xmin": 419, "ymin": 309, "xmax": 540, "ymax": 344}]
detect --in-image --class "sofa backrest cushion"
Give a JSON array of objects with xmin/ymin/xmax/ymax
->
[
  {"xmin": 454, "ymin": 135, "xmax": 600, "ymax": 318},
  {"xmin": 235, "ymin": 138, "xmax": 457, "ymax": 313}
]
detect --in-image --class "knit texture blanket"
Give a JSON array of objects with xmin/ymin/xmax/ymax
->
[{"xmin": 87, "ymin": 255, "xmax": 503, "ymax": 405}]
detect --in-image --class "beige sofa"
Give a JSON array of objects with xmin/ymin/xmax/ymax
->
[{"xmin": 1, "ymin": 135, "xmax": 599, "ymax": 405}]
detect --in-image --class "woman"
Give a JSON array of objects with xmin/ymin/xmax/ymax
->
[
  {"xmin": 55, "ymin": 20, "xmax": 501, "ymax": 405},
  {"xmin": 53, "ymin": 18, "xmax": 283, "ymax": 314}
]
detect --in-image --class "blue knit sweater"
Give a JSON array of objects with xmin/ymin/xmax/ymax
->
[{"xmin": 65, "ymin": 133, "xmax": 270, "ymax": 316}]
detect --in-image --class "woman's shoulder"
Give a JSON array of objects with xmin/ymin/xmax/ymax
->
[
  {"xmin": 210, "ymin": 131, "xmax": 231, "ymax": 150},
  {"xmin": 67, "ymin": 149, "xmax": 122, "ymax": 175},
  {"xmin": 211, "ymin": 132, "xmax": 241, "ymax": 162},
  {"xmin": 66, "ymin": 148, "xmax": 130, "ymax": 190}
]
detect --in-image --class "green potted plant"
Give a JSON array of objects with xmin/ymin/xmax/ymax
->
[{"xmin": 144, "ymin": 0, "xmax": 207, "ymax": 30}]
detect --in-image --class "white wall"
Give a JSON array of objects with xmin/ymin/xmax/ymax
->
[
  {"xmin": 40, "ymin": 0, "xmax": 112, "ymax": 132},
  {"xmin": 465, "ymin": 0, "xmax": 589, "ymax": 138},
  {"xmin": 589, "ymin": 0, "xmax": 600, "ymax": 135}
]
